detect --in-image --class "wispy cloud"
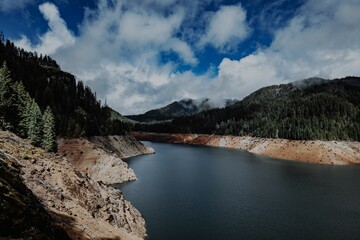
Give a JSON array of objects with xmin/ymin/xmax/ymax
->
[
  {"xmin": 217, "ymin": 0, "xmax": 360, "ymax": 99},
  {"xmin": 0, "ymin": 0, "xmax": 34, "ymax": 12}
]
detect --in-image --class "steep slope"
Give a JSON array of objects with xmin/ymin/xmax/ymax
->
[
  {"xmin": 0, "ymin": 38, "xmax": 129, "ymax": 137},
  {"xmin": 58, "ymin": 135, "xmax": 154, "ymax": 184},
  {"xmin": 127, "ymin": 98, "xmax": 238, "ymax": 122},
  {"xmin": 136, "ymin": 77, "xmax": 360, "ymax": 141},
  {"xmin": 0, "ymin": 151, "xmax": 70, "ymax": 239},
  {"xmin": 0, "ymin": 131, "xmax": 147, "ymax": 239}
]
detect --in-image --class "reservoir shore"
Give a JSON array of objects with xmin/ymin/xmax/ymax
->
[
  {"xmin": 0, "ymin": 131, "xmax": 154, "ymax": 240},
  {"xmin": 132, "ymin": 132, "xmax": 360, "ymax": 165}
]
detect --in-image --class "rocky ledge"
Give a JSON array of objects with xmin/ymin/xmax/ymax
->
[
  {"xmin": 0, "ymin": 131, "xmax": 153, "ymax": 240},
  {"xmin": 58, "ymin": 135, "xmax": 154, "ymax": 185}
]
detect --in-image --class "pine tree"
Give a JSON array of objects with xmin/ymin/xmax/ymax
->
[
  {"xmin": 0, "ymin": 62, "xmax": 16, "ymax": 130},
  {"xmin": 27, "ymin": 99, "xmax": 43, "ymax": 146},
  {"xmin": 42, "ymin": 106, "xmax": 57, "ymax": 152},
  {"xmin": 14, "ymin": 81, "xmax": 32, "ymax": 137}
]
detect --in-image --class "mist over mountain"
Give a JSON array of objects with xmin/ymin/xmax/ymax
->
[
  {"xmin": 291, "ymin": 77, "xmax": 329, "ymax": 90},
  {"xmin": 134, "ymin": 77, "xmax": 360, "ymax": 141},
  {"xmin": 126, "ymin": 98, "xmax": 238, "ymax": 123}
]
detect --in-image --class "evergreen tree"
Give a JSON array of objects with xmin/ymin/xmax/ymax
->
[
  {"xmin": 27, "ymin": 99, "xmax": 42, "ymax": 146},
  {"xmin": 42, "ymin": 106, "xmax": 57, "ymax": 152},
  {"xmin": 14, "ymin": 81, "xmax": 32, "ymax": 137},
  {"xmin": 0, "ymin": 62, "xmax": 16, "ymax": 130}
]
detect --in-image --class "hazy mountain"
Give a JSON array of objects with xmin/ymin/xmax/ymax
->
[
  {"xmin": 126, "ymin": 98, "xmax": 238, "ymax": 122},
  {"xmin": 134, "ymin": 77, "xmax": 360, "ymax": 141},
  {"xmin": 290, "ymin": 77, "xmax": 329, "ymax": 90}
]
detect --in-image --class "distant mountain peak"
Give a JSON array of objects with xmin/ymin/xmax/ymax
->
[{"xmin": 126, "ymin": 97, "xmax": 239, "ymax": 123}]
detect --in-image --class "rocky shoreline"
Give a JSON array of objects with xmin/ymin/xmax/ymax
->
[
  {"xmin": 0, "ymin": 131, "xmax": 154, "ymax": 240},
  {"xmin": 58, "ymin": 135, "xmax": 154, "ymax": 185},
  {"xmin": 133, "ymin": 132, "xmax": 360, "ymax": 165}
]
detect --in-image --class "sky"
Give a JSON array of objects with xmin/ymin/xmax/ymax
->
[{"xmin": 0, "ymin": 0, "xmax": 360, "ymax": 114}]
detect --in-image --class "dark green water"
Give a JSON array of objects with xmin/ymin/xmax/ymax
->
[{"xmin": 119, "ymin": 141, "xmax": 360, "ymax": 240}]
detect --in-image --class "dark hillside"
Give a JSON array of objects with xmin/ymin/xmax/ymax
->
[
  {"xmin": 127, "ymin": 98, "xmax": 238, "ymax": 122},
  {"xmin": 0, "ymin": 37, "xmax": 129, "ymax": 137},
  {"xmin": 135, "ymin": 77, "xmax": 360, "ymax": 141}
]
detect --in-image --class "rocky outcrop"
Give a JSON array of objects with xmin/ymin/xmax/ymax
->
[
  {"xmin": 0, "ymin": 131, "xmax": 147, "ymax": 240},
  {"xmin": 58, "ymin": 135, "xmax": 154, "ymax": 185},
  {"xmin": 90, "ymin": 135, "xmax": 155, "ymax": 159},
  {"xmin": 133, "ymin": 132, "xmax": 360, "ymax": 165},
  {"xmin": 0, "ymin": 151, "xmax": 70, "ymax": 239}
]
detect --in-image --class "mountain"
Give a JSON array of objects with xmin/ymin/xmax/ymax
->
[
  {"xmin": 134, "ymin": 77, "xmax": 360, "ymax": 141},
  {"xmin": 0, "ymin": 38, "xmax": 130, "ymax": 138},
  {"xmin": 126, "ymin": 98, "xmax": 238, "ymax": 122}
]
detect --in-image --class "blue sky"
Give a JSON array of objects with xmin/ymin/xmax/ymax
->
[{"xmin": 1, "ymin": 0, "xmax": 360, "ymax": 114}]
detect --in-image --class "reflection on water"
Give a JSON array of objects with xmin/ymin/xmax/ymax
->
[{"xmin": 118, "ymin": 142, "xmax": 360, "ymax": 240}]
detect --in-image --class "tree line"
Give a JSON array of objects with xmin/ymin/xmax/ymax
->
[
  {"xmin": 0, "ymin": 35, "xmax": 130, "ymax": 142},
  {"xmin": 134, "ymin": 78, "xmax": 360, "ymax": 141},
  {"xmin": 0, "ymin": 63, "xmax": 57, "ymax": 151}
]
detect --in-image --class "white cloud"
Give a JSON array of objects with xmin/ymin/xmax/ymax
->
[
  {"xmin": 215, "ymin": 0, "xmax": 360, "ymax": 99},
  {"xmin": 119, "ymin": 10, "xmax": 181, "ymax": 46},
  {"xmin": 0, "ymin": 0, "xmax": 33, "ymax": 12},
  {"xmin": 14, "ymin": 0, "xmax": 360, "ymax": 115},
  {"xmin": 46, "ymin": 0, "xmax": 199, "ymax": 113},
  {"xmin": 216, "ymin": 53, "xmax": 280, "ymax": 99},
  {"xmin": 15, "ymin": 2, "xmax": 75, "ymax": 55},
  {"xmin": 199, "ymin": 5, "xmax": 250, "ymax": 51},
  {"xmin": 164, "ymin": 38, "xmax": 198, "ymax": 65}
]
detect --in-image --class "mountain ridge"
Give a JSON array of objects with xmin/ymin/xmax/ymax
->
[
  {"xmin": 134, "ymin": 76, "xmax": 360, "ymax": 141},
  {"xmin": 126, "ymin": 98, "xmax": 238, "ymax": 122},
  {"xmin": 0, "ymin": 37, "xmax": 130, "ymax": 137}
]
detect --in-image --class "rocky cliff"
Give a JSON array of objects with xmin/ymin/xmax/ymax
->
[
  {"xmin": 58, "ymin": 135, "xmax": 154, "ymax": 185},
  {"xmin": 0, "ymin": 131, "xmax": 153, "ymax": 240},
  {"xmin": 133, "ymin": 132, "xmax": 360, "ymax": 165},
  {"xmin": 0, "ymin": 150, "xmax": 70, "ymax": 239}
]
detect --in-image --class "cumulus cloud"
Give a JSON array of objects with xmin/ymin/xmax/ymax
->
[
  {"xmin": 199, "ymin": 4, "xmax": 250, "ymax": 51},
  {"xmin": 216, "ymin": 0, "xmax": 360, "ymax": 99},
  {"xmin": 48, "ymin": 0, "xmax": 200, "ymax": 113},
  {"xmin": 14, "ymin": 0, "xmax": 360, "ymax": 114},
  {"xmin": 0, "ymin": 0, "xmax": 34, "ymax": 12},
  {"xmin": 15, "ymin": 2, "xmax": 75, "ymax": 55}
]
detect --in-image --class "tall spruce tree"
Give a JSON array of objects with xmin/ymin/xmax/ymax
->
[
  {"xmin": 42, "ymin": 106, "xmax": 57, "ymax": 152},
  {"xmin": 14, "ymin": 81, "xmax": 32, "ymax": 137},
  {"xmin": 0, "ymin": 62, "xmax": 16, "ymax": 130},
  {"xmin": 27, "ymin": 99, "xmax": 43, "ymax": 146}
]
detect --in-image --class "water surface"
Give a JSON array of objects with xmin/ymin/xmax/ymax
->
[{"xmin": 119, "ymin": 142, "xmax": 360, "ymax": 240}]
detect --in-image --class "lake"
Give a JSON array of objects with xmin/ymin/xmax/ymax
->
[{"xmin": 119, "ymin": 141, "xmax": 360, "ymax": 240}]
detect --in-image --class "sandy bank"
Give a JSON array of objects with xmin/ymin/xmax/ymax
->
[
  {"xmin": 133, "ymin": 132, "xmax": 360, "ymax": 165},
  {"xmin": 0, "ymin": 131, "xmax": 152, "ymax": 240}
]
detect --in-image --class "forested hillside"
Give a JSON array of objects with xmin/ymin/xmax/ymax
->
[
  {"xmin": 127, "ymin": 98, "xmax": 238, "ymax": 122},
  {"xmin": 0, "ymin": 36, "xmax": 129, "ymax": 142},
  {"xmin": 135, "ymin": 77, "xmax": 360, "ymax": 141}
]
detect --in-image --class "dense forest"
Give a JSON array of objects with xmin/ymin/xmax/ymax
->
[
  {"xmin": 0, "ymin": 35, "xmax": 130, "ymax": 143},
  {"xmin": 126, "ymin": 98, "xmax": 238, "ymax": 122},
  {"xmin": 135, "ymin": 77, "xmax": 360, "ymax": 141}
]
